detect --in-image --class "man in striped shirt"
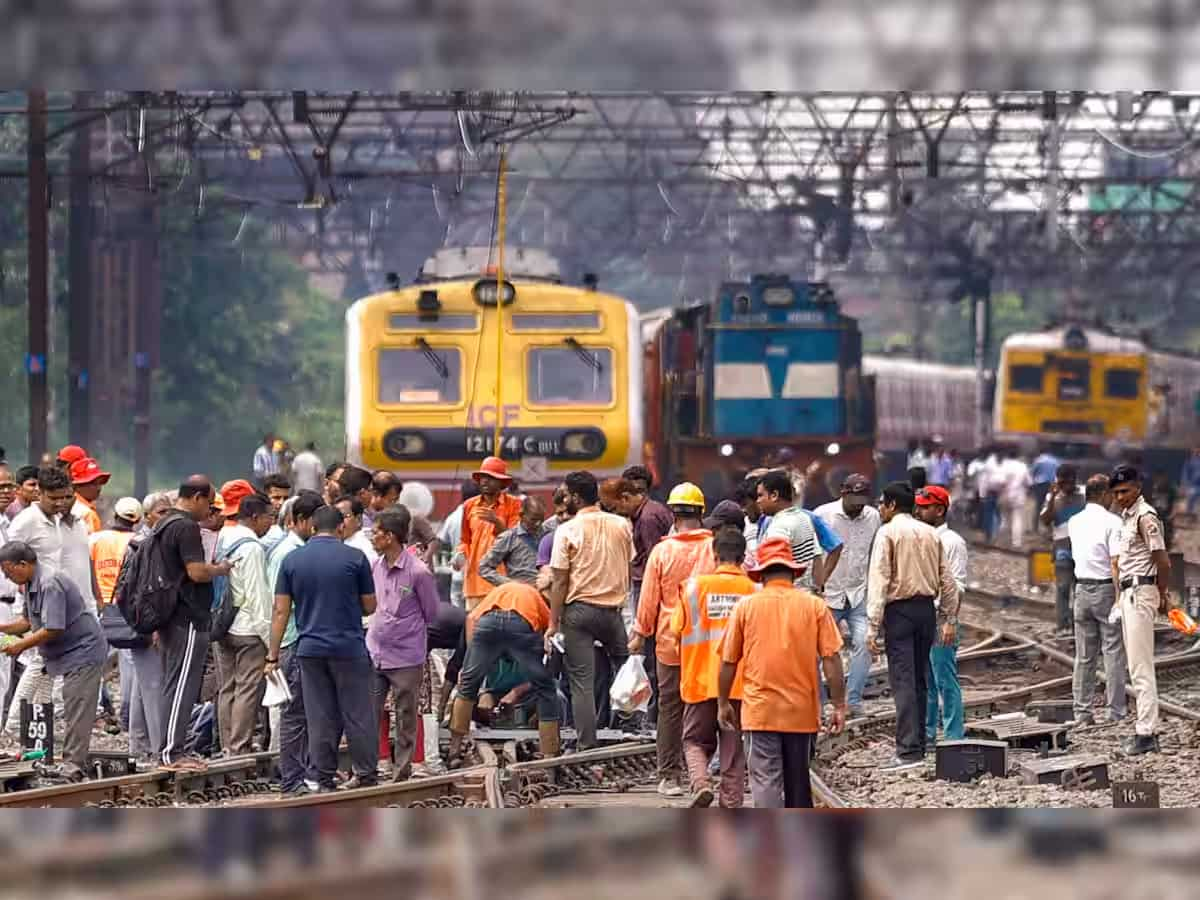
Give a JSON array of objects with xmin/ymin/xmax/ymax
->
[{"xmin": 756, "ymin": 469, "xmax": 842, "ymax": 591}]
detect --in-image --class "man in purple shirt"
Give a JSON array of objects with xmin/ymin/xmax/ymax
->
[{"xmin": 367, "ymin": 507, "xmax": 440, "ymax": 782}]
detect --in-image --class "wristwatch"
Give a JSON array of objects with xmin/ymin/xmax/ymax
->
[{"xmin": 945, "ymin": 617, "xmax": 958, "ymax": 626}]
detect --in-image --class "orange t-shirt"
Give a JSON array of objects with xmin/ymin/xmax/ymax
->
[
  {"xmin": 671, "ymin": 565, "xmax": 756, "ymax": 703},
  {"xmin": 467, "ymin": 581, "xmax": 550, "ymax": 639},
  {"xmin": 89, "ymin": 529, "xmax": 135, "ymax": 606},
  {"xmin": 720, "ymin": 581, "xmax": 843, "ymax": 733},
  {"xmin": 457, "ymin": 493, "xmax": 523, "ymax": 602},
  {"xmin": 636, "ymin": 529, "xmax": 716, "ymax": 666}
]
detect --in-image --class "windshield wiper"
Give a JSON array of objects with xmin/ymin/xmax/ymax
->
[
  {"xmin": 563, "ymin": 337, "xmax": 603, "ymax": 372},
  {"xmin": 414, "ymin": 337, "xmax": 449, "ymax": 379}
]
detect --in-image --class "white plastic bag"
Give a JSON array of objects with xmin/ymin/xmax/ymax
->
[
  {"xmin": 610, "ymin": 654, "xmax": 652, "ymax": 714},
  {"xmin": 261, "ymin": 669, "xmax": 292, "ymax": 707}
]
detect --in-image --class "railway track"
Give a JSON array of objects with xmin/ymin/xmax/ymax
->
[
  {"xmin": 4, "ymin": 581, "xmax": 1195, "ymax": 811},
  {"xmin": 0, "ymin": 751, "xmax": 280, "ymax": 808}
]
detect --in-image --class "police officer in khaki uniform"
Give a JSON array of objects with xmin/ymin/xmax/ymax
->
[{"xmin": 1109, "ymin": 464, "xmax": 1173, "ymax": 756}]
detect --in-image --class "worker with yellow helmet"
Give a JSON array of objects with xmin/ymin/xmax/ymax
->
[{"xmin": 629, "ymin": 482, "xmax": 716, "ymax": 799}]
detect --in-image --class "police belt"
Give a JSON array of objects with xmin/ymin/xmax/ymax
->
[{"xmin": 1119, "ymin": 575, "xmax": 1158, "ymax": 590}]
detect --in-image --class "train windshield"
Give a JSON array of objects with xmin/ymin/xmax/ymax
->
[
  {"xmin": 527, "ymin": 346, "xmax": 613, "ymax": 405},
  {"xmin": 378, "ymin": 347, "xmax": 461, "ymax": 404},
  {"xmin": 1105, "ymin": 368, "xmax": 1141, "ymax": 399}
]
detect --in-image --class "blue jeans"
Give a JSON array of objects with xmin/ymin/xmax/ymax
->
[
  {"xmin": 459, "ymin": 610, "xmax": 560, "ymax": 722},
  {"xmin": 829, "ymin": 603, "xmax": 870, "ymax": 708},
  {"xmin": 982, "ymin": 495, "xmax": 1000, "ymax": 542},
  {"xmin": 925, "ymin": 633, "xmax": 963, "ymax": 742}
]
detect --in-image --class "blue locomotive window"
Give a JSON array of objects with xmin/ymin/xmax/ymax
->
[
  {"xmin": 528, "ymin": 347, "xmax": 612, "ymax": 405},
  {"xmin": 378, "ymin": 348, "xmax": 461, "ymax": 404},
  {"xmin": 1105, "ymin": 368, "xmax": 1141, "ymax": 399},
  {"xmin": 1009, "ymin": 364, "xmax": 1044, "ymax": 393}
]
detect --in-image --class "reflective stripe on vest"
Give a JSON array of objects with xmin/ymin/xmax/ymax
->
[{"xmin": 680, "ymin": 579, "xmax": 736, "ymax": 647}]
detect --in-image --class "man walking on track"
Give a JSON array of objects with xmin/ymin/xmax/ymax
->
[
  {"xmin": 718, "ymin": 536, "xmax": 846, "ymax": 808},
  {"xmin": 867, "ymin": 481, "xmax": 959, "ymax": 771},
  {"xmin": 671, "ymin": 527, "xmax": 755, "ymax": 808}
]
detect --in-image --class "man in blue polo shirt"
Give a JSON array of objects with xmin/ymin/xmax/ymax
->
[{"xmin": 268, "ymin": 505, "xmax": 377, "ymax": 792}]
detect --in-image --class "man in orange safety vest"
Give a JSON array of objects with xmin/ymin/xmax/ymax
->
[{"xmin": 670, "ymin": 526, "xmax": 756, "ymax": 808}]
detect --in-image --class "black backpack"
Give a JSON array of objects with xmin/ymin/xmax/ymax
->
[
  {"xmin": 113, "ymin": 511, "xmax": 188, "ymax": 635},
  {"xmin": 208, "ymin": 537, "xmax": 256, "ymax": 643}
]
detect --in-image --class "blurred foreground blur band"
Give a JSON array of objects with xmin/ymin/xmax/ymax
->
[
  {"xmin": 4, "ymin": 1, "xmax": 1200, "ymax": 87},
  {"xmin": 4, "ymin": 810, "xmax": 1198, "ymax": 900}
]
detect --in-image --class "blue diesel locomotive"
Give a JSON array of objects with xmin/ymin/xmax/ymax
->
[{"xmin": 643, "ymin": 274, "xmax": 875, "ymax": 501}]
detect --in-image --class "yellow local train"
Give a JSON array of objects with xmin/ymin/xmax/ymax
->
[
  {"xmin": 345, "ymin": 247, "xmax": 642, "ymax": 514},
  {"xmin": 994, "ymin": 324, "xmax": 1200, "ymax": 467}
]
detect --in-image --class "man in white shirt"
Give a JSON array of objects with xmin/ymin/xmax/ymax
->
[
  {"xmin": 432, "ymin": 481, "xmax": 480, "ymax": 609},
  {"xmin": 915, "ymin": 486, "xmax": 967, "ymax": 743},
  {"xmin": 815, "ymin": 474, "xmax": 880, "ymax": 716},
  {"xmin": 336, "ymin": 497, "xmax": 378, "ymax": 565},
  {"xmin": 213, "ymin": 493, "xmax": 275, "ymax": 756},
  {"xmin": 974, "ymin": 450, "xmax": 1003, "ymax": 542},
  {"xmin": 998, "ymin": 448, "xmax": 1032, "ymax": 547},
  {"xmin": 1066, "ymin": 474, "xmax": 1128, "ymax": 725},
  {"xmin": 290, "ymin": 443, "xmax": 324, "ymax": 495}
]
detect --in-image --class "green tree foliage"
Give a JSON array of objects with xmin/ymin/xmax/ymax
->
[
  {"xmin": 865, "ymin": 291, "xmax": 1053, "ymax": 368},
  {"xmin": 154, "ymin": 208, "xmax": 344, "ymax": 479}
]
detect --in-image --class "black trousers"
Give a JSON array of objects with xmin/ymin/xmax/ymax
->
[
  {"xmin": 884, "ymin": 596, "xmax": 937, "ymax": 761},
  {"xmin": 159, "ymin": 621, "xmax": 210, "ymax": 765}
]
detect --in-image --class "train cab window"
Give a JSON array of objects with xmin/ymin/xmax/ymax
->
[
  {"xmin": 1008, "ymin": 364, "xmax": 1044, "ymax": 393},
  {"xmin": 378, "ymin": 348, "xmax": 461, "ymax": 404},
  {"xmin": 511, "ymin": 313, "xmax": 601, "ymax": 331},
  {"xmin": 527, "ymin": 346, "xmax": 613, "ymax": 405},
  {"xmin": 1105, "ymin": 368, "xmax": 1141, "ymax": 399},
  {"xmin": 1056, "ymin": 357, "xmax": 1090, "ymax": 401}
]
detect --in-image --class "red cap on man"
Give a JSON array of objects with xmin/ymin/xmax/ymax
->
[
  {"xmin": 69, "ymin": 457, "xmax": 111, "ymax": 486},
  {"xmin": 471, "ymin": 456, "xmax": 513, "ymax": 484},
  {"xmin": 58, "ymin": 445, "xmax": 88, "ymax": 467},
  {"xmin": 915, "ymin": 485, "xmax": 951, "ymax": 508},
  {"xmin": 219, "ymin": 479, "xmax": 257, "ymax": 517}
]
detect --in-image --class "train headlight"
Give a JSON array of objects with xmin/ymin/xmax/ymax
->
[
  {"xmin": 826, "ymin": 442, "xmax": 841, "ymax": 456},
  {"xmin": 472, "ymin": 279, "xmax": 516, "ymax": 306},
  {"xmin": 719, "ymin": 443, "xmax": 735, "ymax": 457},
  {"xmin": 563, "ymin": 430, "xmax": 605, "ymax": 458},
  {"xmin": 763, "ymin": 286, "xmax": 794, "ymax": 307},
  {"xmin": 383, "ymin": 432, "xmax": 427, "ymax": 457}
]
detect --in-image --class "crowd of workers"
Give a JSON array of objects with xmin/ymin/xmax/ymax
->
[{"xmin": 0, "ymin": 431, "xmax": 1177, "ymax": 803}]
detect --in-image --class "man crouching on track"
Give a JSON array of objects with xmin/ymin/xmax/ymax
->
[
  {"xmin": 447, "ymin": 574, "xmax": 561, "ymax": 766},
  {"xmin": 671, "ymin": 526, "xmax": 756, "ymax": 808},
  {"xmin": 0, "ymin": 541, "xmax": 108, "ymax": 782},
  {"xmin": 717, "ymin": 537, "xmax": 847, "ymax": 808},
  {"xmin": 1110, "ymin": 464, "xmax": 1174, "ymax": 756}
]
